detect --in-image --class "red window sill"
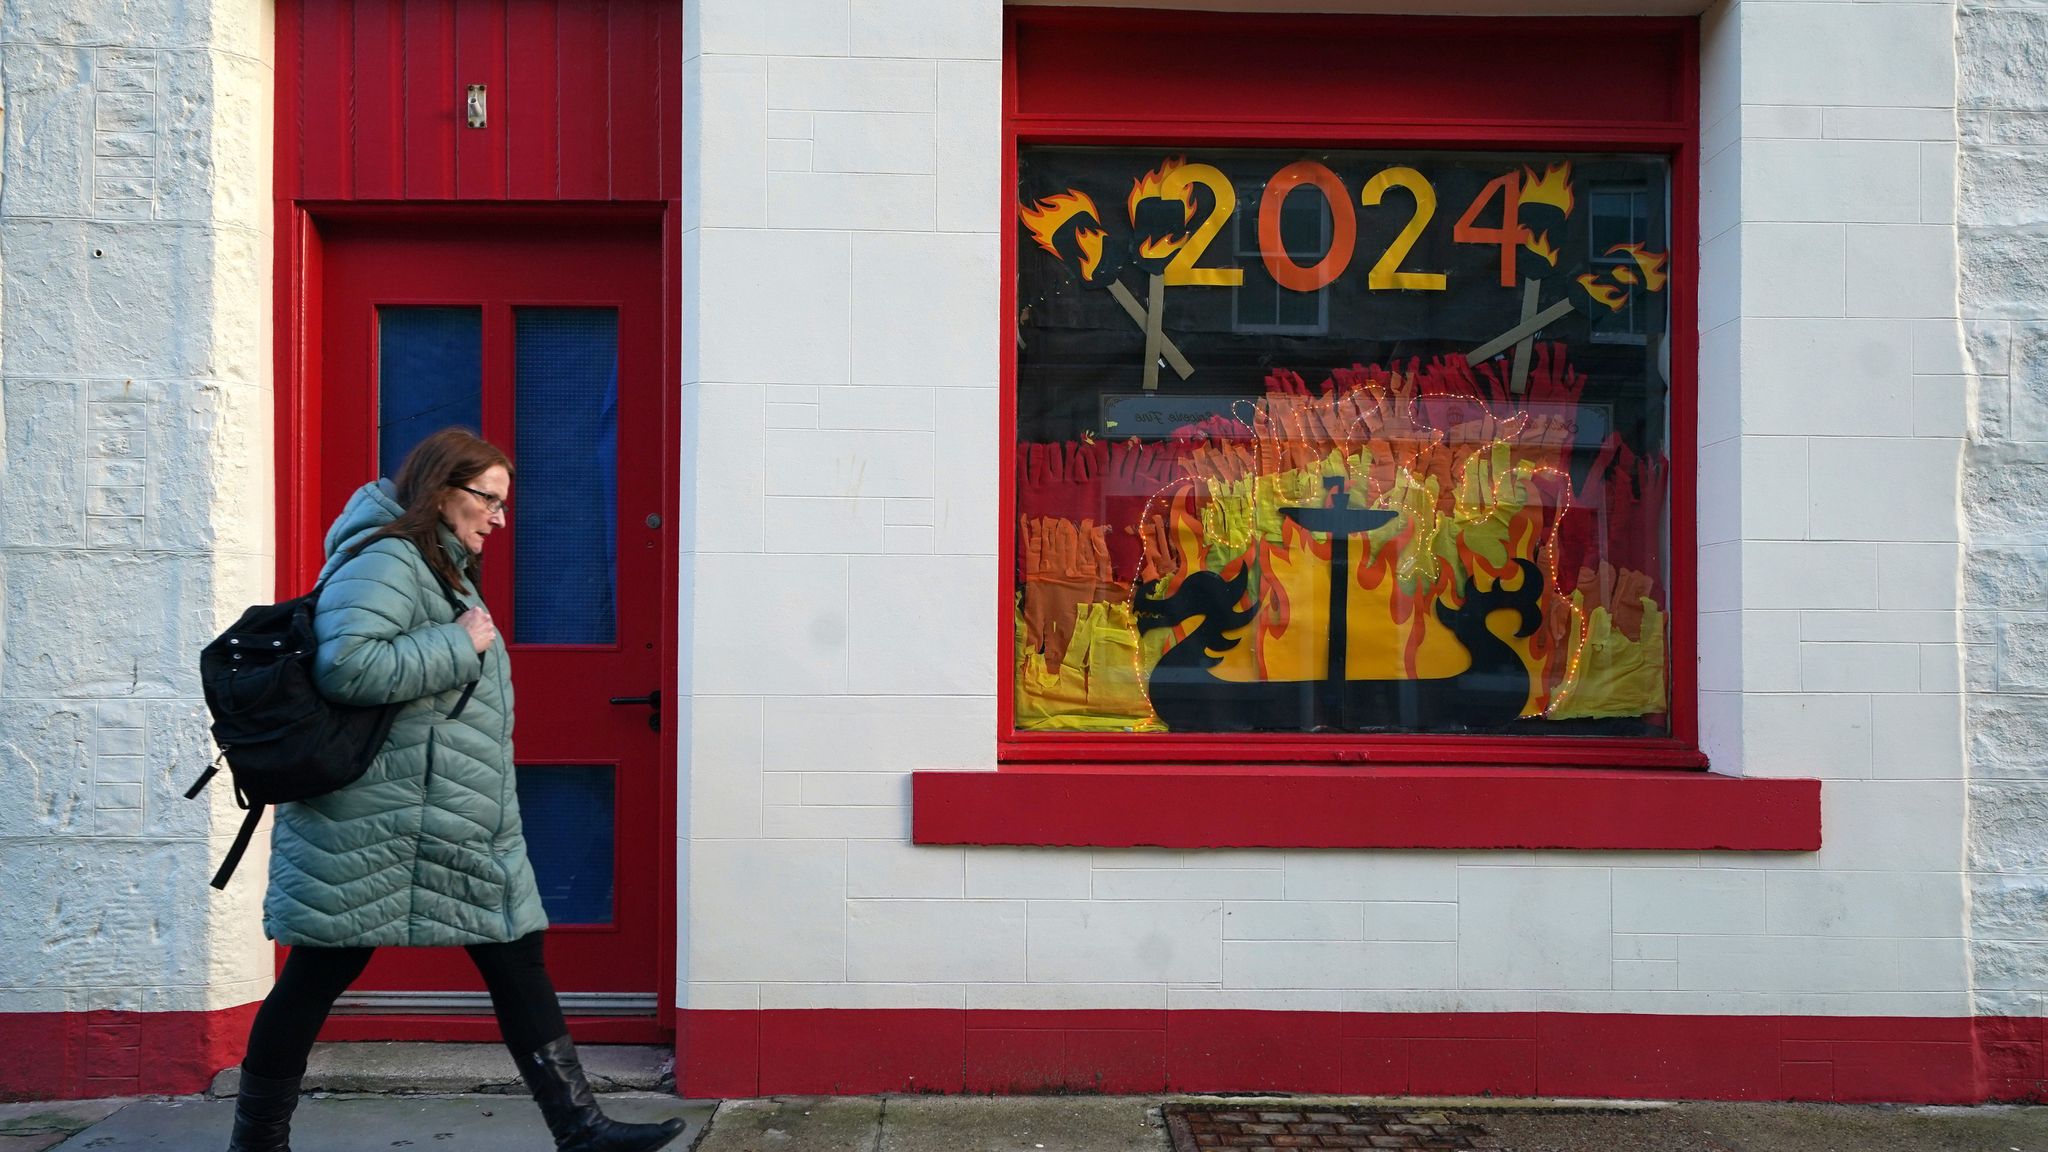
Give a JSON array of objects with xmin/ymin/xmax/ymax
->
[{"xmin": 910, "ymin": 766, "xmax": 1820, "ymax": 851}]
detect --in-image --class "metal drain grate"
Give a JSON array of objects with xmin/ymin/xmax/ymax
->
[{"xmin": 1163, "ymin": 1104, "xmax": 1500, "ymax": 1151}]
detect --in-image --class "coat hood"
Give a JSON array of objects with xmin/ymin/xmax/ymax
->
[
  {"xmin": 324, "ymin": 479, "xmax": 404, "ymax": 561},
  {"xmin": 319, "ymin": 480, "xmax": 475, "ymax": 584}
]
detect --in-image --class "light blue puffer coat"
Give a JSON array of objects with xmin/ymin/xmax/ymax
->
[{"xmin": 262, "ymin": 480, "xmax": 549, "ymax": 947}]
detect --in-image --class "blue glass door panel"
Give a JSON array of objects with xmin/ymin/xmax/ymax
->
[
  {"xmin": 515, "ymin": 764, "xmax": 617, "ymax": 926},
  {"xmin": 513, "ymin": 308, "xmax": 619, "ymax": 645},
  {"xmin": 377, "ymin": 307, "xmax": 483, "ymax": 477}
]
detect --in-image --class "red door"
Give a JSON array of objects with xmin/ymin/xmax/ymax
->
[{"xmin": 313, "ymin": 218, "xmax": 666, "ymax": 1031}]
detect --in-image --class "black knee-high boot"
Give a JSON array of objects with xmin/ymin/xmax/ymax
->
[
  {"xmin": 518, "ymin": 1035, "xmax": 684, "ymax": 1152},
  {"xmin": 225, "ymin": 1067, "xmax": 302, "ymax": 1152}
]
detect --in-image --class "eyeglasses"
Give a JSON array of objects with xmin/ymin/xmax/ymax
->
[{"xmin": 455, "ymin": 484, "xmax": 509, "ymax": 515}]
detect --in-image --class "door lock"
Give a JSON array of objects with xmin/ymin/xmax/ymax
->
[{"xmin": 607, "ymin": 688, "xmax": 662, "ymax": 731}]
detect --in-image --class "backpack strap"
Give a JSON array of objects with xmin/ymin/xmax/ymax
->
[
  {"xmin": 210, "ymin": 803, "xmax": 265, "ymax": 891},
  {"xmin": 183, "ymin": 750, "xmax": 225, "ymax": 800}
]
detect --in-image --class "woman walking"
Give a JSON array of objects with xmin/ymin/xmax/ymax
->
[{"xmin": 227, "ymin": 428, "xmax": 682, "ymax": 1152}]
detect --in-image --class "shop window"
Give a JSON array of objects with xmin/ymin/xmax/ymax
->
[
  {"xmin": 910, "ymin": 11, "xmax": 1822, "ymax": 852},
  {"xmin": 1014, "ymin": 148, "xmax": 1674, "ymax": 743}
]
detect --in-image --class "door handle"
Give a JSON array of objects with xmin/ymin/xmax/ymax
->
[{"xmin": 607, "ymin": 689, "xmax": 661, "ymax": 731}]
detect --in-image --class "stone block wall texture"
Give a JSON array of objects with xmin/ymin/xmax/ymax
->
[
  {"xmin": 0, "ymin": 0, "xmax": 274, "ymax": 1056},
  {"xmin": 676, "ymin": 0, "xmax": 1004, "ymax": 1006},
  {"xmin": 1961, "ymin": 0, "xmax": 2048, "ymax": 1017}
]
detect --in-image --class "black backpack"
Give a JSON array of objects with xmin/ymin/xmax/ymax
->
[{"xmin": 187, "ymin": 536, "xmax": 478, "ymax": 890}]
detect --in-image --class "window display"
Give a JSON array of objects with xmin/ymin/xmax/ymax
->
[{"xmin": 1014, "ymin": 148, "xmax": 1672, "ymax": 737}]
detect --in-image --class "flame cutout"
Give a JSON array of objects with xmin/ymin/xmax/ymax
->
[
  {"xmin": 1137, "ymin": 235, "xmax": 1184, "ymax": 261},
  {"xmin": 1576, "ymin": 272, "xmax": 1628, "ymax": 312},
  {"xmin": 1609, "ymin": 264, "xmax": 1639, "ymax": 286},
  {"xmin": 1521, "ymin": 161, "xmax": 1574, "ymax": 218},
  {"xmin": 1128, "ymin": 156, "xmax": 1196, "ymax": 261},
  {"xmin": 1525, "ymin": 230, "xmax": 1561, "ymax": 267},
  {"xmin": 1127, "ymin": 156, "xmax": 1192, "ymax": 224},
  {"xmin": 1012, "ymin": 350, "xmax": 1670, "ymax": 732},
  {"xmin": 1607, "ymin": 243, "xmax": 1669, "ymax": 292},
  {"xmin": 1019, "ymin": 190, "xmax": 1109, "ymax": 280}
]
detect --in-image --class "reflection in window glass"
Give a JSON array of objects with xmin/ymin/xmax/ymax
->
[
  {"xmin": 378, "ymin": 307, "xmax": 482, "ymax": 477},
  {"xmin": 1589, "ymin": 185, "xmax": 1656, "ymax": 343},
  {"xmin": 1015, "ymin": 148, "xmax": 1672, "ymax": 737},
  {"xmin": 1233, "ymin": 181, "xmax": 1330, "ymax": 334}
]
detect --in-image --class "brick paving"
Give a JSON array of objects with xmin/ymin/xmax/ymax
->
[{"xmin": 1164, "ymin": 1105, "xmax": 1500, "ymax": 1151}]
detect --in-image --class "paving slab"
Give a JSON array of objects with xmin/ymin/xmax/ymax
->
[
  {"xmin": 208, "ymin": 1042, "xmax": 672, "ymax": 1097},
  {"xmin": 48, "ymin": 1093, "xmax": 711, "ymax": 1151},
  {"xmin": 703, "ymin": 1096, "xmax": 1170, "ymax": 1152},
  {"xmin": 697, "ymin": 1097, "xmax": 884, "ymax": 1151},
  {"xmin": 880, "ymin": 1096, "xmax": 1170, "ymax": 1152},
  {"xmin": 1470, "ymin": 1100, "xmax": 2048, "ymax": 1152},
  {"xmin": 0, "ymin": 1101, "xmax": 130, "ymax": 1152}
]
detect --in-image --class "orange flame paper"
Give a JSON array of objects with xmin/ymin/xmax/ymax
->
[
  {"xmin": 1019, "ymin": 190, "xmax": 1108, "ymax": 280},
  {"xmin": 1012, "ymin": 349, "xmax": 1670, "ymax": 732},
  {"xmin": 1607, "ymin": 242, "xmax": 1669, "ymax": 292},
  {"xmin": 1127, "ymin": 156, "xmax": 1195, "ymax": 260},
  {"xmin": 1521, "ymin": 161, "xmax": 1574, "ymax": 217},
  {"xmin": 1575, "ymin": 273, "xmax": 1629, "ymax": 312},
  {"xmin": 1517, "ymin": 162, "xmax": 1572, "ymax": 264}
]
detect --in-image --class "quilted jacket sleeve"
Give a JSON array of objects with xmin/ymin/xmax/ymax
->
[{"xmin": 313, "ymin": 543, "xmax": 478, "ymax": 706}]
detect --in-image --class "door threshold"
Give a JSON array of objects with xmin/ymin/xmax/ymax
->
[
  {"xmin": 335, "ymin": 990, "xmax": 658, "ymax": 1016},
  {"xmin": 211, "ymin": 1039, "xmax": 675, "ymax": 1097},
  {"xmin": 318, "ymin": 1008, "xmax": 669, "ymax": 1046}
]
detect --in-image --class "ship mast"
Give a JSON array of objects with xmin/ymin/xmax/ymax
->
[{"xmin": 1279, "ymin": 475, "xmax": 1397, "ymax": 730}]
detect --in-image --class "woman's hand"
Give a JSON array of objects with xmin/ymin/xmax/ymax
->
[{"xmin": 458, "ymin": 607, "xmax": 497, "ymax": 654}]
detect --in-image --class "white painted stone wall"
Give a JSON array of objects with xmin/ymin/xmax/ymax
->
[
  {"xmin": 676, "ymin": 0, "xmax": 1979, "ymax": 1018},
  {"xmin": 0, "ymin": 0, "xmax": 1996, "ymax": 1049},
  {"xmin": 1958, "ymin": 1, "xmax": 2048, "ymax": 1015},
  {"xmin": 676, "ymin": 0, "xmax": 1003, "ymax": 1008},
  {"xmin": 0, "ymin": 0, "xmax": 274, "ymax": 1016}
]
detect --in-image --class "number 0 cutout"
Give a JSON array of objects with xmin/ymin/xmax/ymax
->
[
  {"xmin": 1258, "ymin": 161, "xmax": 1356, "ymax": 294},
  {"xmin": 1359, "ymin": 167, "xmax": 1448, "ymax": 292}
]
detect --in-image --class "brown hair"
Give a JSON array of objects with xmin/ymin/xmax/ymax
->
[{"xmin": 369, "ymin": 427, "xmax": 512, "ymax": 595}]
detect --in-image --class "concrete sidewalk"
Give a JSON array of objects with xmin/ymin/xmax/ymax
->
[
  {"xmin": 700, "ymin": 1096, "xmax": 2048, "ymax": 1152},
  {"xmin": 3, "ymin": 1094, "xmax": 711, "ymax": 1151},
  {"xmin": 13, "ymin": 1093, "xmax": 2048, "ymax": 1152}
]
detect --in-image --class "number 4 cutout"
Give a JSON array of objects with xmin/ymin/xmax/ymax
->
[{"xmin": 1453, "ymin": 172, "xmax": 1527, "ymax": 288}]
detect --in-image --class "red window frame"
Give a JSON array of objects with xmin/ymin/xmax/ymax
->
[
  {"xmin": 915, "ymin": 9, "xmax": 1815, "ymax": 850},
  {"xmin": 995, "ymin": 8, "xmax": 1704, "ymax": 771}
]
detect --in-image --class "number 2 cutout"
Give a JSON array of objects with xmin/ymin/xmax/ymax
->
[
  {"xmin": 1359, "ymin": 167, "xmax": 1447, "ymax": 292},
  {"xmin": 1159, "ymin": 163, "xmax": 1243, "ymax": 287}
]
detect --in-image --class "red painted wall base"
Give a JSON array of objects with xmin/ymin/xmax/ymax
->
[
  {"xmin": 677, "ymin": 1008, "xmax": 2048, "ymax": 1105},
  {"xmin": 9, "ymin": 1004, "xmax": 2046, "ymax": 1105},
  {"xmin": 0, "ymin": 1004, "xmax": 259, "ymax": 1102}
]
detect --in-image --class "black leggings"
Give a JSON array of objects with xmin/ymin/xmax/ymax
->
[{"xmin": 241, "ymin": 931, "xmax": 568, "ymax": 1078}]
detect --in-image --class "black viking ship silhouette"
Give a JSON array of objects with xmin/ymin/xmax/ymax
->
[{"xmin": 1133, "ymin": 477, "xmax": 1545, "ymax": 733}]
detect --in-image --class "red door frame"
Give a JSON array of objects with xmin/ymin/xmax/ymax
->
[
  {"xmin": 272, "ymin": 199, "xmax": 682, "ymax": 1043},
  {"xmin": 310, "ymin": 216, "xmax": 667, "ymax": 1012},
  {"xmin": 996, "ymin": 8, "xmax": 1702, "ymax": 770}
]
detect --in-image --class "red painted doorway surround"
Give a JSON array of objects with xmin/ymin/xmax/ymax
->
[
  {"xmin": 275, "ymin": 0, "xmax": 683, "ymax": 1042},
  {"xmin": 313, "ymin": 220, "xmax": 665, "ymax": 1031}
]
